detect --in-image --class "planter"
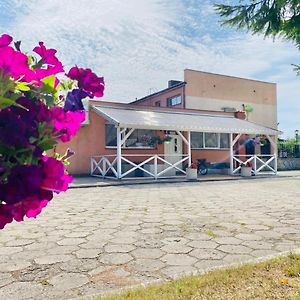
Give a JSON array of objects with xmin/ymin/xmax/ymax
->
[
  {"xmin": 241, "ymin": 166, "xmax": 252, "ymax": 177},
  {"xmin": 186, "ymin": 168, "xmax": 198, "ymax": 180}
]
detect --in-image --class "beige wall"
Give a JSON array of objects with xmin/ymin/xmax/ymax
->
[{"xmin": 184, "ymin": 69, "xmax": 277, "ymax": 128}]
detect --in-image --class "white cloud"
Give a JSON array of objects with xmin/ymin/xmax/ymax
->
[{"xmin": 1, "ymin": 0, "xmax": 299, "ymax": 136}]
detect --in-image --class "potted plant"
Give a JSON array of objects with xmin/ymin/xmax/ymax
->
[
  {"xmin": 240, "ymin": 161, "xmax": 252, "ymax": 177},
  {"xmin": 186, "ymin": 162, "xmax": 198, "ymax": 180}
]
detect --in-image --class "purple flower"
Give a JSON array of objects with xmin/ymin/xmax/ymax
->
[
  {"xmin": 67, "ymin": 66, "xmax": 105, "ymax": 97},
  {"xmin": 64, "ymin": 89, "xmax": 88, "ymax": 112}
]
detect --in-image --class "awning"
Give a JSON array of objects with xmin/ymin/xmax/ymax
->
[{"xmin": 92, "ymin": 105, "xmax": 281, "ymax": 135}]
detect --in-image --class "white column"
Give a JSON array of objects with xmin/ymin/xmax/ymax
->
[
  {"xmin": 229, "ymin": 133, "xmax": 234, "ymax": 175},
  {"xmin": 117, "ymin": 126, "xmax": 122, "ymax": 179},
  {"xmin": 187, "ymin": 131, "xmax": 191, "ymax": 166}
]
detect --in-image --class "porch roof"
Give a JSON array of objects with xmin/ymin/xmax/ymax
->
[{"xmin": 92, "ymin": 105, "xmax": 281, "ymax": 135}]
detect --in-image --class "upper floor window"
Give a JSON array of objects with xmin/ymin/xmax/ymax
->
[{"xmin": 167, "ymin": 95, "xmax": 182, "ymax": 107}]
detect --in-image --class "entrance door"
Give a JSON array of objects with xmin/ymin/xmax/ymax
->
[{"xmin": 164, "ymin": 134, "xmax": 183, "ymax": 176}]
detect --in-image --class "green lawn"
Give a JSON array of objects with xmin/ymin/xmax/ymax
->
[{"xmin": 97, "ymin": 253, "xmax": 300, "ymax": 300}]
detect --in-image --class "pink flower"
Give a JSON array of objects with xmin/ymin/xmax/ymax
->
[
  {"xmin": 0, "ymin": 34, "xmax": 13, "ymax": 48},
  {"xmin": 0, "ymin": 46, "xmax": 35, "ymax": 81},
  {"xmin": 33, "ymin": 42, "xmax": 64, "ymax": 79},
  {"xmin": 50, "ymin": 107, "xmax": 85, "ymax": 142},
  {"xmin": 67, "ymin": 66, "xmax": 104, "ymax": 97},
  {"xmin": 40, "ymin": 156, "xmax": 73, "ymax": 193}
]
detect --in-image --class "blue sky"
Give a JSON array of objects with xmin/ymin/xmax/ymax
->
[{"xmin": 0, "ymin": 0, "xmax": 299, "ymax": 138}]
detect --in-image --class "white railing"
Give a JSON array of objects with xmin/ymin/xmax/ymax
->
[
  {"xmin": 91, "ymin": 154, "xmax": 189, "ymax": 179},
  {"xmin": 232, "ymin": 154, "xmax": 277, "ymax": 175}
]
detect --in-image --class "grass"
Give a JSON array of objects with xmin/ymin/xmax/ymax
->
[
  {"xmin": 205, "ymin": 229, "xmax": 217, "ymax": 237},
  {"xmin": 97, "ymin": 253, "xmax": 300, "ymax": 300}
]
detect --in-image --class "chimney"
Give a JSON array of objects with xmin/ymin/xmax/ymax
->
[{"xmin": 168, "ymin": 80, "xmax": 182, "ymax": 88}]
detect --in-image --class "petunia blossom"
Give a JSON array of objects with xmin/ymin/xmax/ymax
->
[
  {"xmin": 50, "ymin": 106, "xmax": 85, "ymax": 142},
  {"xmin": 40, "ymin": 156, "xmax": 73, "ymax": 193},
  {"xmin": 33, "ymin": 42, "xmax": 64, "ymax": 79},
  {"xmin": 0, "ymin": 34, "xmax": 13, "ymax": 48},
  {"xmin": 64, "ymin": 88, "xmax": 88, "ymax": 112},
  {"xmin": 67, "ymin": 66, "xmax": 104, "ymax": 97}
]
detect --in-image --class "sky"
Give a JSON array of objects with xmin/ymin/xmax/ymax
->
[{"xmin": 0, "ymin": 0, "xmax": 299, "ymax": 138}]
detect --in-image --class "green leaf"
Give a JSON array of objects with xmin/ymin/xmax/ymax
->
[
  {"xmin": 0, "ymin": 96, "xmax": 16, "ymax": 109},
  {"xmin": 41, "ymin": 75, "xmax": 56, "ymax": 89},
  {"xmin": 15, "ymin": 82, "xmax": 30, "ymax": 92}
]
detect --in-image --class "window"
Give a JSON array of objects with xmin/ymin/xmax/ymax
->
[
  {"xmin": 191, "ymin": 132, "xmax": 230, "ymax": 149},
  {"xmin": 220, "ymin": 133, "xmax": 230, "ymax": 149},
  {"xmin": 191, "ymin": 132, "xmax": 203, "ymax": 148},
  {"xmin": 154, "ymin": 101, "xmax": 160, "ymax": 107},
  {"xmin": 105, "ymin": 124, "xmax": 117, "ymax": 147},
  {"xmin": 205, "ymin": 133, "xmax": 219, "ymax": 148},
  {"xmin": 167, "ymin": 95, "xmax": 182, "ymax": 106},
  {"xmin": 105, "ymin": 124, "xmax": 156, "ymax": 148}
]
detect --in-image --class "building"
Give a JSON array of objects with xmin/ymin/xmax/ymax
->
[{"xmin": 56, "ymin": 70, "xmax": 280, "ymax": 179}]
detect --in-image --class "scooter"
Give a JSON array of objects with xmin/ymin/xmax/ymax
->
[{"xmin": 197, "ymin": 159, "xmax": 208, "ymax": 175}]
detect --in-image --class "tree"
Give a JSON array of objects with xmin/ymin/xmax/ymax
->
[{"xmin": 215, "ymin": 0, "xmax": 300, "ymax": 74}]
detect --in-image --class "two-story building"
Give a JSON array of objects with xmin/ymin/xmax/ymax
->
[{"xmin": 55, "ymin": 70, "xmax": 280, "ymax": 179}]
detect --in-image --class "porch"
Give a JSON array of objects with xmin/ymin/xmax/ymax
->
[{"xmin": 90, "ymin": 105, "xmax": 280, "ymax": 180}]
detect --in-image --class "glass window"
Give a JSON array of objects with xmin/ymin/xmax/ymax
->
[
  {"xmin": 126, "ymin": 129, "xmax": 156, "ymax": 148},
  {"xmin": 154, "ymin": 101, "xmax": 160, "ymax": 107},
  {"xmin": 205, "ymin": 133, "xmax": 219, "ymax": 148},
  {"xmin": 167, "ymin": 95, "xmax": 182, "ymax": 106},
  {"xmin": 191, "ymin": 132, "xmax": 203, "ymax": 149},
  {"xmin": 105, "ymin": 124, "xmax": 117, "ymax": 147},
  {"xmin": 220, "ymin": 133, "xmax": 230, "ymax": 149},
  {"xmin": 105, "ymin": 124, "xmax": 156, "ymax": 148}
]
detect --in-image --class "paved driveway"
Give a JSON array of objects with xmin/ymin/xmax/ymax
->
[{"xmin": 0, "ymin": 177, "xmax": 300, "ymax": 299}]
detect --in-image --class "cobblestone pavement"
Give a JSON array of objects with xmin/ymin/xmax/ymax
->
[{"xmin": 0, "ymin": 177, "xmax": 300, "ymax": 299}]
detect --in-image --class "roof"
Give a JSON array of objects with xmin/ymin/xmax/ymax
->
[
  {"xmin": 130, "ymin": 81, "xmax": 185, "ymax": 104},
  {"xmin": 92, "ymin": 105, "xmax": 281, "ymax": 135}
]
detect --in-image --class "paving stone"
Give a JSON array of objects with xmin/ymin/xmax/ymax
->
[
  {"xmin": 34, "ymin": 254, "xmax": 73, "ymax": 265},
  {"xmin": 59, "ymin": 259, "xmax": 100, "ymax": 272},
  {"xmin": 161, "ymin": 265, "xmax": 197, "ymax": 278},
  {"xmin": 251, "ymin": 249, "xmax": 279, "ymax": 258},
  {"xmin": 104, "ymin": 244, "xmax": 135, "ymax": 253},
  {"xmin": 218, "ymin": 244, "xmax": 252, "ymax": 254},
  {"xmin": 0, "ymin": 246, "xmax": 23, "ymax": 255},
  {"xmin": 215, "ymin": 237, "xmax": 242, "ymax": 245},
  {"xmin": 235, "ymin": 233, "xmax": 263, "ymax": 241},
  {"xmin": 47, "ymin": 245, "xmax": 79, "ymax": 255},
  {"xmin": 194, "ymin": 259, "xmax": 226, "ymax": 270},
  {"xmin": 75, "ymin": 249, "xmax": 101, "ymax": 258},
  {"xmin": 5, "ymin": 239, "xmax": 35, "ymax": 247},
  {"xmin": 187, "ymin": 240, "xmax": 219, "ymax": 249},
  {"xmin": 223, "ymin": 254, "xmax": 254, "ymax": 263},
  {"xmin": 161, "ymin": 254, "xmax": 197, "ymax": 266},
  {"xmin": 0, "ymin": 282, "xmax": 44, "ymax": 299},
  {"xmin": 57, "ymin": 238, "xmax": 86, "ymax": 246},
  {"xmin": 130, "ymin": 259, "xmax": 165, "ymax": 272},
  {"xmin": 100, "ymin": 253, "xmax": 133, "ymax": 265},
  {"xmin": 161, "ymin": 243, "xmax": 192, "ymax": 254},
  {"xmin": 190, "ymin": 249, "xmax": 225, "ymax": 260},
  {"xmin": 0, "ymin": 273, "xmax": 14, "ymax": 288},
  {"xmin": 0, "ymin": 261, "xmax": 31, "ymax": 272},
  {"xmin": 131, "ymin": 248, "xmax": 164, "ymax": 259},
  {"xmin": 242, "ymin": 240, "xmax": 274, "ymax": 250},
  {"xmin": 49, "ymin": 272, "xmax": 89, "ymax": 290}
]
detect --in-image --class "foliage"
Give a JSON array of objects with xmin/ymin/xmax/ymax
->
[
  {"xmin": 215, "ymin": 0, "xmax": 300, "ymax": 73},
  {"xmin": 0, "ymin": 33, "xmax": 105, "ymax": 229}
]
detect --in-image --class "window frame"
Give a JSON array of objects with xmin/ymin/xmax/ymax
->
[
  {"xmin": 191, "ymin": 132, "xmax": 230, "ymax": 150},
  {"xmin": 167, "ymin": 94, "xmax": 182, "ymax": 107},
  {"xmin": 105, "ymin": 124, "xmax": 157, "ymax": 149}
]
